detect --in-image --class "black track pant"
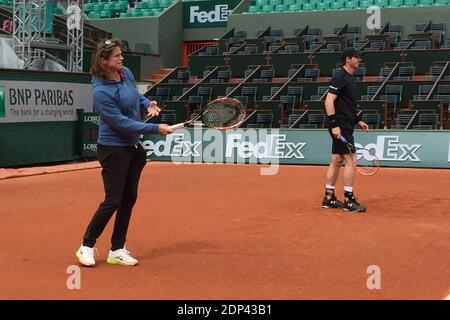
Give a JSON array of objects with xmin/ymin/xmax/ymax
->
[{"xmin": 83, "ymin": 143, "xmax": 147, "ymax": 251}]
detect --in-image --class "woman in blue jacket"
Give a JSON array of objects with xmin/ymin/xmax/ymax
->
[{"xmin": 76, "ymin": 39, "xmax": 173, "ymax": 266}]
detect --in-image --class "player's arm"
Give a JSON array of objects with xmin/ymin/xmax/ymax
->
[{"xmin": 325, "ymin": 92, "xmax": 341, "ymax": 138}]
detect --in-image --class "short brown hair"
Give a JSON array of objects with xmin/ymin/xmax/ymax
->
[{"xmin": 91, "ymin": 39, "xmax": 123, "ymax": 78}]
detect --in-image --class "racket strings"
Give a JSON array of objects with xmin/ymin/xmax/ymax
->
[
  {"xmin": 201, "ymin": 99, "xmax": 246, "ymax": 129},
  {"xmin": 356, "ymin": 148, "xmax": 379, "ymax": 176},
  {"xmin": 345, "ymin": 144, "xmax": 379, "ymax": 176}
]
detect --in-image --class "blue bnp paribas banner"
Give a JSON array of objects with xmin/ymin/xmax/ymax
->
[
  {"xmin": 142, "ymin": 129, "xmax": 450, "ymax": 169},
  {"xmin": 183, "ymin": 0, "xmax": 241, "ymax": 28}
]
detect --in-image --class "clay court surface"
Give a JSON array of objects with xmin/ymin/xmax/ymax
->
[{"xmin": 1, "ymin": 162, "xmax": 450, "ymax": 300}]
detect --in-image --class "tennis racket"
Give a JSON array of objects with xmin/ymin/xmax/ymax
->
[
  {"xmin": 338, "ymin": 135, "xmax": 380, "ymax": 176},
  {"xmin": 147, "ymin": 97, "xmax": 246, "ymax": 131}
]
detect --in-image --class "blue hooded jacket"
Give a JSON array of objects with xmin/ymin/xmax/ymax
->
[{"xmin": 92, "ymin": 66, "xmax": 159, "ymax": 146}]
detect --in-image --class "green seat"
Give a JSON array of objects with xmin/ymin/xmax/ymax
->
[
  {"xmin": 418, "ymin": 0, "xmax": 433, "ymax": 5},
  {"xmin": 262, "ymin": 4, "xmax": 275, "ymax": 11},
  {"xmin": 288, "ymin": 3, "xmax": 301, "ymax": 10},
  {"xmin": 283, "ymin": 0, "xmax": 296, "ymax": 4},
  {"xmin": 141, "ymin": 9, "xmax": 154, "ymax": 16},
  {"xmin": 302, "ymin": 3, "xmax": 316, "ymax": 10},
  {"xmin": 256, "ymin": 0, "xmax": 269, "ymax": 5},
  {"xmin": 374, "ymin": 0, "xmax": 389, "ymax": 6},
  {"xmin": 159, "ymin": 0, "xmax": 171, "ymax": 8},
  {"xmin": 88, "ymin": 11, "xmax": 101, "ymax": 19},
  {"xmin": 248, "ymin": 5, "xmax": 260, "ymax": 12},
  {"xmin": 84, "ymin": 3, "xmax": 94, "ymax": 11},
  {"xmin": 129, "ymin": 10, "xmax": 144, "ymax": 17},
  {"xmin": 92, "ymin": 3, "xmax": 104, "ymax": 10},
  {"xmin": 103, "ymin": 3, "xmax": 113, "ymax": 10},
  {"xmin": 434, "ymin": 0, "xmax": 449, "ymax": 5},
  {"xmin": 330, "ymin": 1, "xmax": 344, "ymax": 9},
  {"xmin": 136, "ymin": 2, "xmax": 148, "ymax": 9},
  {"xmin": 147, "ymin": 1, "xmax": 160, "ymax": 9},
  {"xmin": 359, "ymin": 0, "xmax": 374, "ymax": 7},
  {"xmin": 275, "ymin": 4, "xmax": 287, "ymax": 10},
  {"xmin": 345, "ymin": 0, "xmax": 357, "ymax": 8},
  {"xmin": 388, "ymin": 0, "xmax": 404, "ymax": 7},
  {"xmin": 120, "ymin": 12, "xmax": 131, "ymax": 17},
  {"xmin": 152, "ymin": 8, "xmax": 163, "ymax": 15},
  {"xmin": 100, "ymin": 10, "xmax": 112, "ymax": 18},
  {"xmin": 114, "ymin": 2, "xmax": 128, "ymax": 11},
  {"xmin": 316, "ymin": 1, "xmax": 330, "ymax": 9},
  {"xmin": 269, "ymin": 0, "xmax": 283, "ymax": 5},
  {"xmin": 403, "ymin": 0, "xmax": 416, "ymax": 5}
]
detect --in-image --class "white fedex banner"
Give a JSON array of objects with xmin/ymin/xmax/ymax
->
[{"xmin": 0, "ymin": 80, "xmax": 93, "ymax": 123}]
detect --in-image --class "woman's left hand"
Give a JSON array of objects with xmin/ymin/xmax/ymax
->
[{"xmin": 147, "ymin": 100, "xmax": 161, "ymax": 117}]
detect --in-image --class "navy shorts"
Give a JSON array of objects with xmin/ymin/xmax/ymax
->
[{"xmin": 328, "ymin": 128, "xmax": 355, "ymax": 155}]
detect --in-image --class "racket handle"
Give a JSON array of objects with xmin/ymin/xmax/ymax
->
[
  {"xmin": 169, "ymin": 123, "xmax": 186, "ymax": 131},
  {"xmin": 338, "ymin": 135, "xmax": 348, "ymax": 143}
]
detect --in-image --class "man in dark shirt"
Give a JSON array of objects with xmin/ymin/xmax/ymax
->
[{"xmin": 322, "ymin": 47, "xmax": 369, "ymax": 213}]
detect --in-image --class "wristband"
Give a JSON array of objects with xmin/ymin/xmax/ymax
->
[{"xmin": 328, "ymin": 114, "xmax": 339, "ymax": 128}]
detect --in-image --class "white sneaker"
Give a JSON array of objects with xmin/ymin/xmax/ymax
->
[
  {"xmin": 75, "ymin": 245, "xmax": 96, "ymax": 267},
  {"xmin": 106, "ymin": 247, "xmax": 138, "ymax": 266}
]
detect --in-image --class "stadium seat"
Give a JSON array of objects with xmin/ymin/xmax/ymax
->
[
  {"xmin": 307, "ymin": 113, "xmax": 325, "ymax": 128},
  {"xmin": 317, "ymin": 2, "xmax": 330, "ymax": 10},
  {"xmin": 114, "ymin": 2, "xmax": 128, "ymax": 12},
  {"xmin": 418, "ymin": 113, "xmax": 438, "ymax": 128},
  {"xmin": 288, "ymin": 4, "xmax": 301, "ymax": 11},
  {"xmin": 374, "ymin": 0, "xmax": 389, "ymax": 6},
  {"xmin": 345, "ymin": 1, "xmax": 358, "ymax": 9},
  {"xmin": 256, "ymin": 0, "xmax": 269, "ymax": 5},
  {"xmin": 136, "ymin": 2, "xmax": 149, "ymax": 10},
  {"xmin": 359, "ymin": 0, "xmax": 375, "ymax": 7},
  {"xmin": 160, "ymin": 113, "xmax": 177, "ymax": 125},
  {"xmin": 418, "ymin": 0, "xmax": 433, "ymax": 6},
  {"xmin": 280, "ymin": 95, "xmax": 297, "ymax": 110},
  {"xmin": 434, "ymin": 0, "xmax": 449, "ymax": 5},
  {"xmin": 414, "ymin": 85, "xmax": 432, "ymax": 100},
  {"xmin": 129, "ymin": 10, "xmax": 143, "ymax": 17},
  {"xmin": 362, "ymin": 113, "xmax": 381, "ymax": 129},
  {"xmin": 388, "ymin": 0, "xmax": 404, "ymax": 7},
  {"xmin": 103, "ymin": 3, "xmax": 114, "ymax": 11},
  {"xmin": 241, "ymin": 86, "xmax": 258, "ymax": 105},
  {"xmin": 88, "ymin": 11, "xmax": 101, "ymax": 19},
  {"xmin": 310, "ymin": 86, "xmax": 328, "ymax": 100},
  {"xmin": 188, "ymin": 96, "xmax": 204, "ymax": 111},
  {"xmin": 288, "ymin": 112, "xmax": 304, "ymax": 127},
  {"xmin": 251, "ymin": 113, "xmax": 273, "ymax": 127},
  {"xmin": 100, "ymin": 10, "xmax": 112, "ymax": 19},
  {"xmin": 302, "ymin": 3, "xmax": 316, "ymax": 11},
  {"xmin": 141, "ymin": 10, "xmax": 155, "ymax": 17}
]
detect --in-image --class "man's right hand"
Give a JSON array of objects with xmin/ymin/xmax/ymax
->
[
  {"xmin": 331, "ymin": 126, "xmax": 341, "ymax": 139},
  {"xmin": 158, "ymin": 124, "xmax": 174, "ymax": 136}
]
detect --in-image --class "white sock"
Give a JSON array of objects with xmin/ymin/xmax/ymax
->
[
  {"xmin": 325, "ymin": 185, "xmax": 335, "ymax": 190},
  {"xmin": 344, "ymin": 186, "xmax": 353, "ymax": 193}
]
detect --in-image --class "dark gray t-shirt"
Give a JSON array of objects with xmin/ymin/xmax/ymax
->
[{"xmin": 328, "ymin": 68, "xmax": 358, "ymax": 129}]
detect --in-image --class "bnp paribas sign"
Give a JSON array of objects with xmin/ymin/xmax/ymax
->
[{"xmin": 183, "ymin": 0, "xmax": 241, "ymax": 28}]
